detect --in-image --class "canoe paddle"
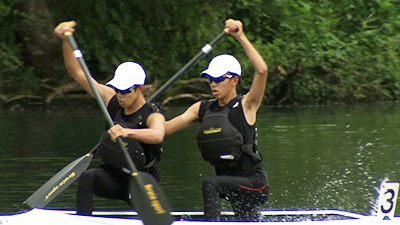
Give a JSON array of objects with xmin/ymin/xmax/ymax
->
[
  {"xmin": 64, "ymin": 31, "xmax": 174, "ymax": 225},
  {"xmin": 22, "ymin": 29, "xmax": 227, "ymax": 223}
]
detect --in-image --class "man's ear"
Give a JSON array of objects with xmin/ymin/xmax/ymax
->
[
  {"xmin": 232, "ymin": 76, "xmax": 240, "ymax": 86},
  {"xmin": 135, "ymin": 85, "xmax": 145, "ymax": 94}
]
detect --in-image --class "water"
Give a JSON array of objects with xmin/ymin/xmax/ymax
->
[{"xmin": 0, "ymin": 103, "xmax": 399, "ymax": 215}]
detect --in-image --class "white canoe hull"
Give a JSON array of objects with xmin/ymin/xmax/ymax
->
[{"xmin": 0, "ymin": 208, "xmax": 399, "ymax": 225}]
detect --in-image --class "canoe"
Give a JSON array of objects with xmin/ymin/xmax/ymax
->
[
  {"xmin": 4, "ymin": 177, "xmax": 398, "ymax": 224},
  {"xmin": 0, "ymin": 208, "xmax": 398, "ymax": 225}
]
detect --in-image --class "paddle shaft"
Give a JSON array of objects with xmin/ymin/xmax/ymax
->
[
  {"xmin": 147, "ymin": 30, "xmax": 227, "ymax": 102},
  {"xmin": 65, "ymin": 33, "xmax": 138, "ymax": 174}
]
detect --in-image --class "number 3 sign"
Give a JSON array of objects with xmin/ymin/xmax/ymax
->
[{"xmin": 377, "ymin": 182, "xmax": 399, "ymax": 220}]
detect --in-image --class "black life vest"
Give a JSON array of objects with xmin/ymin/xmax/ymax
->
[
  {"xmin": 98, "ymin": 102, "xmax": 162, "ymax": 171},
  {"xmin": 196, "ymin": 97, "xmax": 257, "ymax": 165}
]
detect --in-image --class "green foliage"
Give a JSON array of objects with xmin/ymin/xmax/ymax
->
[
  {"xmin": 1, "ymin": 0, "xmax": 400, "ymax": 105},
  {"xmin": 0, "ymin": 0, "xmax": 57, "ymax": 95},
  {"xmin": 255, "ymin": 0, "xmax": 400, "ymax": 104},
  {"xmin": 52, "ymin": 0, "xmax": 230, "ymax": 83},
  {"xmin": 0, "ymin": 1, "xmax": 24, "ymax": 94}
]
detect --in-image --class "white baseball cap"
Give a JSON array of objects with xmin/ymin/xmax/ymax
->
[
  {"xmin": 106, "ymin": 62, "xmax": 146, "ymax": 90},
  {"xmin": 201, "ymin": 54, "xmax": 242, "ymax": 78}
]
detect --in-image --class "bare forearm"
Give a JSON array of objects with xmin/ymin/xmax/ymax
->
[
  {"xmin": 126, "ymin": 128, "xmax": 165, "ymax": 144},
  {"xmin": 165, "ymin": 102, "xmax": 200, "ymax": 136},
  {"xmin": 109, "ymin": 114, "xmax": 166, "ymax": 144},
  {"xmin": 165, "ymin": 116, "xmax": 194, "ymax": 136},
  {"xmin": 63, "ymin": 40, "xmax": 79, "ymax": 77}
]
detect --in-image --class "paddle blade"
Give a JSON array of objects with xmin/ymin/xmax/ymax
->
[
  {"xmin": 129, "ymin": 172, "xmax": 174, "ymax": 225},
  {"xmin": 24, "ymin": 152, "xmax": 94, "ymax": 208}
]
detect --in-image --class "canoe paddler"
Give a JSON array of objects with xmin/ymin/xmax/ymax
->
[
  {"xmin": 54, "ymin": 21, "xmax": 165, "ymax": 215},
  {"xmin": 165, "ymin": 18, "xmax": 269, "ymax": 221}
]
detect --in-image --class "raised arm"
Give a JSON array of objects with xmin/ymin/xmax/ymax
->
[
  {"xmin": 54, "ymin": 21, "xmax": 115, "ymax": 106},
  {"xmin": 225, "ymin": 19, "xmax": 268, "ymax": 125}
]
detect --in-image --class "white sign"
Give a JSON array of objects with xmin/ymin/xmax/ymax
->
[{"xmin": 377, "ymin": 182, "xmax": 399, "ymax": 220}]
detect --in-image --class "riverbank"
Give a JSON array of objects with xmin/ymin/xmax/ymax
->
[{"xmin": 0, "ymin": 78, "xmax": 214, "ymax": 111}]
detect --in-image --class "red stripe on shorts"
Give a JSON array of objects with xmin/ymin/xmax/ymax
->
[{"xmin": 239, "ymin": 184, "xmax": 267, "ymax": 191}]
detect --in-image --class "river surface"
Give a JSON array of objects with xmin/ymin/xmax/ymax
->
[{"xmin": 0, "ymin": 103, "xmax": 399, "ymax": 215}]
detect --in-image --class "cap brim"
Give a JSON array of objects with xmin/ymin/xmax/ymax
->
[
  {"xmin": 200, "ymin": 68, "xmax": 229, "ymax": 78},
  {"xmin": 106, "ymin": 79, "xmax": 136, "ymax": 90}
]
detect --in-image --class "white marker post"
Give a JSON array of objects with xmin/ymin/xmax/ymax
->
[{"xmin": 377, "ymin": 182, "xmax": 399, "ymax": 220}]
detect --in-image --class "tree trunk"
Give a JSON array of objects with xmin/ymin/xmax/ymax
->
[{"xmin": 13, "ymin": 0, "xmax": 58, "ymax": 79}]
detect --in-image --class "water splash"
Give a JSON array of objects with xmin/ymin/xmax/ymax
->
[
  {"xmin": 370, "ymin": 177, "xmax": 391, "ymax": 216},
  {"xmin": 312, "ymin": 140, "xmax": 379, "ymax": 213}
]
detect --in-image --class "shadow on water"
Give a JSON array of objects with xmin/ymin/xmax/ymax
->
[{"xmin": 0, "ymin": 103, "xmax": 399, "ymax": 216}]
